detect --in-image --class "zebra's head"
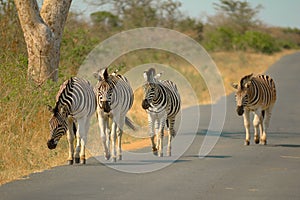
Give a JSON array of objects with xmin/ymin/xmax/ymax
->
[
  {"xmin": 47, "ymin": 105, "xmax": 69, "ymax": 149},
  {"xmin": 231, "ymin": 73, "xmax": 253, "ymax": 116},
  {"xmin": 94, "ymin": 68, "xmax": 113, "ymax": 113},
  {"xmin": 96, "ymin": 81, "xmax": 113, "ymax": 113},
  {"xmin": 142, "ymin": 68, "xmax": 162, "ymax": 109},
  {"xmin": 142, "ymin": 83, "xmax": 159, "ymax": 109}
]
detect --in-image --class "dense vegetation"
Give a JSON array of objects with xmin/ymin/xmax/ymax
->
[{"xmin": 0, "ymin": 0, "xmax": 299, "ymax": 184}]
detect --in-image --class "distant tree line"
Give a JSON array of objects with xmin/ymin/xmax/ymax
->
[{"xmin": 0, "ymin": 0, "xmax": 300, "ymax": 83}]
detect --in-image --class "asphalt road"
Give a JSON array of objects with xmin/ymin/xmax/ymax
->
[{"xmin": 1, "ymin": 52, "xmax": 300, "ymax": 200}]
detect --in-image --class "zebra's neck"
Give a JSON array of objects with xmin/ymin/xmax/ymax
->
[{"xmin": 246, "ymin": 79, "xmax": 259, "ymax": 107}]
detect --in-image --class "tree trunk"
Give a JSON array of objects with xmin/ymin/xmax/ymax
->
[{"xmin": 14, "ymin": 0, "xmax": 72, "ymax": 84}]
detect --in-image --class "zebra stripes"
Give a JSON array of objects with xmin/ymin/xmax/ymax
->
[
  {"xmin": 142, "ymin": 68, "xmax": 181, "ymax": 157},
  {"xmin": 94, "ymin": 68, "xmax": 135, "ymax": 162},
  {"xmin": 232, "ymin": 73, "xmax": 276, "ymax": 145},
  {"xmin": 47, "ymin": 77, "xmax": 96, "ymax": 164}
]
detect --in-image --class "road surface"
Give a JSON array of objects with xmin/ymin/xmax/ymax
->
[{"xmin": 1, "ymin": 52, "xmax": 300, "ymax": 200}]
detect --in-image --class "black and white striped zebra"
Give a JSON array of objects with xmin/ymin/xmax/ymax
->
[
  {"xmin": 142, "ymin": 68, "xmax": 181, "ymax": 157},
  {"xmin": 232, "ymin": 73, "xmax": 276, "ymax": 145},
  {"xmin": 47, "ymin": 77, "xmax": 96, "ymax": 164},
  {"xmin": 94, "ymin": 68, "xmax": 135, "ymax": 162}
]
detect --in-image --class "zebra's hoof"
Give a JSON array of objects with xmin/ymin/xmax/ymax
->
[
  {"xmin": 152, "ymin": 147, "xmax": 158, "ymax": 156},
  {"xmin": 105, "ymin": 154, "xmax": 111, "ymax": 161},
  {"xmin": 260, "ymin": 140, "xmax": 267, "ymax": 145},
  {"xmin": 67, "ymin": 160, "xmax": 73, "ymax": 165},
  {"xmin": 254, "ymin": 138, "xmax": 260, "ymax": 144},
  {"xmin": 112, "ymin": 157, "xmax": 117, "ymax": 163},
  {"xmin": 118, "ymin": 155, "xmax": 122, "ymax": 161},
  {"xmin": 244, "ymin": 140, "xmax": 250, "ymax": 146},
  {"xmin": 80, "ymin": 159, "xmax": 86, "ymax": 165},
  {"xmin": 167, "ymin": 152, "xmax": 171, "ymax": 157},
  {"xmin": 75, "ymin": 157, "xmax": 80, "ymax": 164},
  {"xmin": 158, "ymin": 153, "xmax": 163, "ymax": 157}
]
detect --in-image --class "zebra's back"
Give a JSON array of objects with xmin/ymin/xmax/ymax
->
[
  {"xmin": 56, "ymin": 77, "xmax": 96, "ymax": 119},
  {"xmin": 249, "ymin": 75, "xmax": 276, "ymax": 110},
  {"xmin": 110, "ymin": 75, "xmax": 134, "ymax": 114},
  {"xmin": 161, "ymin": 80, "xmax": 181, "ymax": 118}
]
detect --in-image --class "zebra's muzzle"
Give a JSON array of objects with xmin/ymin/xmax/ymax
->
[
  {"xmin": 142, "ymin": 99, "xmax": 150, "ymax": 109},
  {"xmin": 236, "ymin": 106, "xmax": 244, "ymax": 116},
  {"xmin": 47, "ymin": 139, "xmax": 57, "ymax": 150},
  {"xmin": 102, "ymin": 101, "xmax": 111, "ymax": 113}
]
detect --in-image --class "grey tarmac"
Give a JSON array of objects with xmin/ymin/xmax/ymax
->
[{"xmin": 1, "ymin": 52, "xmax": 300, "ymax": 200}]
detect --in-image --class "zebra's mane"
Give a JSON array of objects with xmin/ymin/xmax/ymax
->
[
  {"xmin": 240, "ymin": 73, "xmax": 253, "ymax": 89},
  {"xmin": 144, "ymin": 68, "xmax": 162, "ymax": 83},
  {"xmin": 54, "ymin": 77, "xmax": 74, "ymax": 113}
]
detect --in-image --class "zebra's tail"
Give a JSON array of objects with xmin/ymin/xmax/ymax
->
[{"xmin": 125, "ymin": 116, "xmax": 137, "ymax": 131}]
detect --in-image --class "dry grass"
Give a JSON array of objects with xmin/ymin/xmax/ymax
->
[{"xmin": 0, "ymin": 50, "xmax": 297, "ymax": 185}]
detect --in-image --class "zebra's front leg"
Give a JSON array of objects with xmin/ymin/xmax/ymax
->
[
  {"xmin": 155, "ymin": 119, "xmax": 160, "ymax": 152},
  {"xmin": 77, "ymin": 117, "xmax": 89, "ymax": 164},
  {"xmin": 110, "ymin": 122, "xmax": 118, "ymax": 162},
  {"xmin": 67, "ymin": 129, "xmax": 74, "ymax": 165},
  {"xmin": 148, "ymin": 114, "xmax": 158, "ymax": 155},
  {"xmin": 243, "ymin": 110, "xmax": 251, "ymax": 145},
  {"xmin": 66, "ymin": 119, "xmax": 75, "ymax": 165},
  {"xmin": 97, "ymin": 111, "xmax": 110, "ymax": 160},
  {"xmin": 158, "ymin": 118, "xmax": 166, "ymax": 157},
  {"xmin": 253, "ymin": 112, "xmax": 261, "ymax": 144}
]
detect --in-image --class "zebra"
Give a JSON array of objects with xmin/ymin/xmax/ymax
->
[
  {"xmin": 94, "ymin": 68, "xmax": 135, "ymax": 162},
  {"xmin": 142, "ymin": 68, "xmax": 181, "ymax": 157},
  {"xmin": 47, "ymin": 77, "xmax": 96, "ymax": 164},
  {"xmin": 231, "ymin": 73, "xmax": 276, "ymax": 145}
]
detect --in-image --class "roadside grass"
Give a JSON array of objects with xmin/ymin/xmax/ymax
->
[{"xmin": 0, "ymin": 50, "xmax": 297, "ymax": 185}]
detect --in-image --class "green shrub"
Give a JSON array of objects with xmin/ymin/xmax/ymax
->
[{"xmin": 241, "ymin": 31, "xmax": 281, "ymax": 54}]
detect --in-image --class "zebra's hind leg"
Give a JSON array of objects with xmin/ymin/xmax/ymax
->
[
  {"xmin": 74, "ymin": 132, "xmax": 81, "ymax": 164},
  {"xmin": 261, "ymin": 107, "xmax": 273, "ymax": 145},
  {"xmin": 158, "ymin": 128, "xmax": 164, "ymax": 157},
  {"xmin": 117, "ymin": 126, "xmax": 123, "ymax": 161},
  {"xmin": 151, "ymin": 135, "xmax": 158, "ymax": 156},
  {"xmin": 167, "ymin": 118, "xmax": 176, "ymax": 156}
]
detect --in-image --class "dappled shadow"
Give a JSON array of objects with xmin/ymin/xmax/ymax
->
[
  {"xmin": 84, "ymin": 156, "xmax": 191, "ymax": 167},
  {"xmin": 183, "ymin": 154, "xmax": 232, "ymax": 159},
  {"xmin": 197, "ymin": 129, "xmax": 244, "ymax": 140},
  {"xmin": 268, "ymin": 144, "xmax": 300, "ymax": 148}
]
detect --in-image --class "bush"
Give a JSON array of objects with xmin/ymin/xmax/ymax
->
[
  {"xmin": 203, "ymin": 27, "xmax": 282, "ymax": 54},
  {"xmin": 203, "ymin": 26, "xmax": 237, "ymax": 51},
  {"xmin": 242, "ymin": 31, "xmax": 281, "ymax": 54}
]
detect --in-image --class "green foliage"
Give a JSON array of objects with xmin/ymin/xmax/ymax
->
[
  {"xmin": 203, "ymin": 28, "xmax": 281, "ymax": 54},
  {"xmin": 242, "ymin": 31, "xmax": 280, "ymax": 54},
  {"xmin": 213, "ymin": 0, "xmax": 263, "ymax": 33},
  {"xmin": 91, "ymin": 11, "xmax": 119, "ymax": 28}
]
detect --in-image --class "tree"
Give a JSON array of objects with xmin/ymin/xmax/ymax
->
[
  {"xmin": 87, "ymin": 0, "xmax": 182, "ymax": 29},
  {"xmin": 213, "ymin": 0, "xmax": 263, "ymax": 33},
  {"xmin": 14, "ymin": 0, "xmax": 72, "ymax": 84}
]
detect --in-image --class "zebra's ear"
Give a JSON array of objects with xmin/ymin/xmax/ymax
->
[
  {"xmin": 93, "ymin": 72, "xmax": 102, "ymax": 81},
  {"xmin": 144, "ymin": 68, "xmax": 156, "ymax": 82},
  {"xmin": 143, "ymin": 71, "xmax": 148, "ymax": 81},
  {"xmin": 245, "ymin": 81, "xmax": 252, "ymax": 88},
  {"xmin": 154, "ymin": 72, "xmax": 163, "ymax": 80},
  {"xmin": 231, "ymin": 82, "xmax": 239, "ymax": 89},
  {"xmin": 58, "ymin": 105, "xmax": 68, "ymax": 116},
  {"xmin": 47, "ymin": 105, "xmax": 54, "ymax": 113},
  {"xmin": 102, "ymin": 68, "xmax": 109, "ymax": 80}
]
